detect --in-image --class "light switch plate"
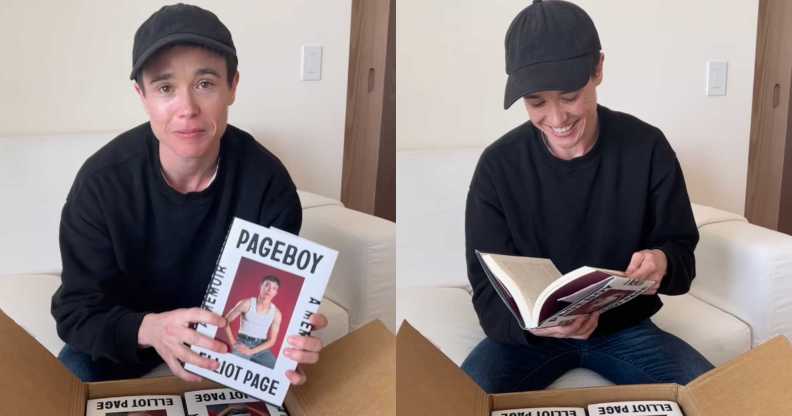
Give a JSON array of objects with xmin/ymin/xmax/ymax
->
[
  {"xmin": 706, "ymin": 60, "xmax": 728, "ymax": 96},
  {"xmin": 301, "ymin": 45, "xmax": 322, "ymax": 81}
]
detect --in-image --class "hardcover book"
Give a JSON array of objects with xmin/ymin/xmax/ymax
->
[
  {"xmin": 476, "ymin": 251, "xmax": 652, "ymax": 328},
  {"xmin": 491, "ymin": 407, "xmax": 585, "ymax": 416},
  {"xmin": 587, "ymin": 400, "xmax": 684, "ymax": 416},
  {"xmin": 85, "ymin": 395, "xmax": 184, "ymax": 416},
  {"xmin": 184, "ymin": 388, "xmax": 288, "ymax": 416},
  {"xmin": 185, "ymin": 218, "xmax": 338, "ymax": 406}
]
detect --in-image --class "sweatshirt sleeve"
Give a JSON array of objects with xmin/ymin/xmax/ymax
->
[
  {"xmin": 465, "ymin": 153, "xmax": 534, "ymax": 346},
  {"xmin": 646, "ymin": 135, "xmax": 700, "ymax": 295},
  {"xmin": 51, "ymin": 177, "xmax": 147, "ymax": 364}
]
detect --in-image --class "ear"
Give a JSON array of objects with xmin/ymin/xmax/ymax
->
[
  {"xmin": 133, "ymin": 81, "xmax": 145, "ymax": 100},
  {"xmin": 592, "ymin": 52, "xmax": 605, "ymax": 87},
  {"xmin": 228, "ymin": 71, "xmax": 240, "ymax": 105}
]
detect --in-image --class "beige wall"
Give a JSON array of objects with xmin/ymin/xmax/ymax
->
[
  {"xmin": 0, "ymin": 0, "xmax": 351, "ymax": 199},
  {"xmin": 397, "ymin": 0, "xmax": 759, "ymax": 214}
]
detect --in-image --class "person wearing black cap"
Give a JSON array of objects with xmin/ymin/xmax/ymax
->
[
  {"xmin": 463, "ymin": 0, "xmax": 713, "ymax": 392},
  {"xmin": 52, "ymin": 4, "xmax": 326, "ymax": 383}
]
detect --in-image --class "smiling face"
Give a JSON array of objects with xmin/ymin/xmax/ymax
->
[
  {"xmin": 134, "ymin": 45, "xmax": 239, "ymax": 168},
  {"xmin": 522, "ymin": 54, "xmax": 604, "ymax": 160}
]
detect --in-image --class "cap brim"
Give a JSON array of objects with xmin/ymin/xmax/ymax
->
[
  {"xmin": 130, "ymin": 33, "xmax": 236, "ymax": 80},
  {"xmin": 503, "ymin": 53, "xmax": 594, "ymax": 109}
]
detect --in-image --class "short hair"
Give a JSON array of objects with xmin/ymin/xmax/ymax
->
[
  {"xmin": 133, "ymin": 42, "xmax": 238, "ymax": 93},
  {"xmin": 591, "ymin": 51, "xmax": 602, "ymax": 77},
  {"xmin": 260, "ymin": 275, "xmax": 281, "ymax": 287}
]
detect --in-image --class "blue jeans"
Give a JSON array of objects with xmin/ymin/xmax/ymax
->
[
  {"xmin": 58, "ymin": 344, "xmax": 163, "ymax": 382},
  {"xmin": 461, "ymin": 319, "xmax": 714, "ymax": 393},
  {"xmin": 233, "ymin": 333, "xmax": 277, "ymax": 369}
]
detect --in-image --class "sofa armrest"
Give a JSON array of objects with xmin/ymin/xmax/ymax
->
[
  {"xmin": 300, "ymin": 205, "xmax": 395, "ymax": 333},
  {"xmin": 691, "ymin": 219, "xmax": 792, "ymax": 346}
]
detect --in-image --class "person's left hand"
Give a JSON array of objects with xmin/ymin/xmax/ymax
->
[
  {"xmin": 625, "ymin": 249, "xmax": 667, "ymax": 295},
  {"xmin": 283, "ymin": 312, "xmax": 327, "ymax": 385}
]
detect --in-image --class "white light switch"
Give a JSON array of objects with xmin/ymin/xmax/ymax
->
[
  {"xmin": 706, "ymin": 60, "xmax": 728, "ymax": 96},
  {"xmin": 301, "ymin": 45, "xmax": 322, "ymax": 81}
]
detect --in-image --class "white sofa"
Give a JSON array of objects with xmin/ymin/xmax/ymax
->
[
  {"xmin": 0, "ymin": 132, "xmax": 395, "ymax": 375},
  {"xmin": 396, "ymin": 147, "xmax": 792, "ymax": 388}
]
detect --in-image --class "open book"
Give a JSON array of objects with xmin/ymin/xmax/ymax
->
[{"xmin": 475, "ymin": 251, "xmax": 652, "ymax": 329}]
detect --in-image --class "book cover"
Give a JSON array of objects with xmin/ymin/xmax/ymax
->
[
  {"xmin": 491, "ymin": 407, "xmax": 585, "ymax": 416},
  {"xmin": 85, "ymin": 395, "xmax": 184, "ymax": 416},
  {"xmin": 184, "ymin": 388, "xmax": 288, "ymax": 416},
  {"xmin": 587, "ymin": 401, "xmax": 684, "ymax": 416},
  {"xmin": 185, "ymin": 218, "xmax": 338, "ymax": 406}
]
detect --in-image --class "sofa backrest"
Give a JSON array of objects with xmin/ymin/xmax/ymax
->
[
  {"xmin": 0, "ymin": 133, "xmax": 343, "ymax": 277},
  {"xmin": 396, "ymin": 147, "xmax": 484, "ymax": 288},
  {"xmin": 0, "ymin": 133, "xmax": 117, "ymax": 276},
  {"xmin": 395, "ymin": 146, "xmax": 750, "ymax": 290}
]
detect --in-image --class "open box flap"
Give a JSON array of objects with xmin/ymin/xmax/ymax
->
[
  {"xmin": 0, "ymin": 308, "xmax": 84, "ymax": 414},
  {"xmin": 397, "ymin": 321, "xmax": 488, "ymax": 416},
  {"xmin": 683, "ymin": 336, "xmax": 792, "ymax": 415},
  {"xmin": 286, "ymin": 320, "xmax": 395, "ymax": 416}
]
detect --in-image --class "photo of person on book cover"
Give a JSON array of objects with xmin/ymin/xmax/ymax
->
[
  {"xmin": 219, "ymin": 258, "xmax": 304, "ymax": 369},
  {"xmin": 571, "ymin": 290, "xmax": 632, "ymax": 315},
  {"xmin": 208, "ymin": 402, "xmax": 273, "ymax": 416}
]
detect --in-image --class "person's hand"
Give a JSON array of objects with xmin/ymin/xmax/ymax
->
[
  {"xmin": 235, "ymin": 343, "xmax": 254, "ymax": 356},
  {"xmin": 625, "ymin": 249, "xmax": 667, "ymax": 295},
  {"xmin": 528, "ymin": 311, "xmax": 600, "ymax": 340},
  {"xmin": 283, "ymin": 312, "xmax": 328, "ymax": 385},
  {"xmin": 138, "ymin": 307, "xmax": 228, "ymax": 382}
]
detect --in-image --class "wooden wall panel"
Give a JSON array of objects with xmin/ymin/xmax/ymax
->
[
  {"xmin": 341, "ymin": 0, "xmax": 395, "ymax": 221},
  {"xmin": 745, "ymin": 0, "xmax": 792, "ymax": 233}
]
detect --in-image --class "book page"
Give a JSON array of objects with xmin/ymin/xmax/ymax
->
[
  {"xmin": 185, "ymin": 218, "xmax": 338, "ymax": 407},
  {"xmin": 588, "ymin": 401, "xmax": 684, "ymax": 416},
  {"xmin": 492, "ymin": 407, "xmax": 585, "ymax": 416},
  {"xmin": 481, "ymin": 253, "xmax": 560, "ymax": 323},
  {"xmin": 85, "ymin": 395, "xmax": 184, "ymax": 416},
  {"xmin": 184, "ymin": 388, "xmax": 288, "ymax": 416}
]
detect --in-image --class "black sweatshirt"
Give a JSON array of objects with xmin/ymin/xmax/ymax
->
[
  {"xmin": 52, "ymin": 123, "xmax": 301, "ymax": 364},
  {"xmin": 465, "ymin": 105, "xmax": 698, "ymax": 345}
]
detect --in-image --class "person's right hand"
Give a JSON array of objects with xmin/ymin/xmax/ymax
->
[
  {"xmin": 527, "ymin": 311, "xmax": 600, "ymax": 340},
  {"xmin": 138, "ymin": 307, "xmax": 228, "ymax": 382}
]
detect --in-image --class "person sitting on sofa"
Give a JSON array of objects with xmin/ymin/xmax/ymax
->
[
  {"xmin": 462, "ymin": 0, "xmax": 713, "ymax": 393},
  {"xmin": 51, "ymin": 4, "xmax": 326, "ymax": 383}
]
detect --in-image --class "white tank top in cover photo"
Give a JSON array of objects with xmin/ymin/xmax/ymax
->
[{"xmin": 239, "ymin": 297, "xmax": 277, "ymax": 339}]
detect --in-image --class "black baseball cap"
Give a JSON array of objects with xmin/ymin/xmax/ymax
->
[
  {"xmin": 503, "ymin": 0, "xmax": 601, "ymax": 109},
  {"xmin": 130, "ymin": 3, "xmax": 236, "ymax": 80}
]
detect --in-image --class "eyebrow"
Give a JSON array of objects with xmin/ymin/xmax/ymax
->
[{"xmin": 147, "ymin": 68, "xmax": 222, "ymax": 84}]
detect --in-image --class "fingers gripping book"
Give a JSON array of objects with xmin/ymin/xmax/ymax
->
[
  {"xmin": 475, "ymin": 251, "xmax": 652, "ymax": 329},
  {"xmin": 185, "ymin": 218, "xmax": 338, "ymax": 406}
]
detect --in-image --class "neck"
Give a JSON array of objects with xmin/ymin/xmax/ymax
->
[{"xmin": 159, "ymin": 147, "xmax": 220, "ymax": 194}]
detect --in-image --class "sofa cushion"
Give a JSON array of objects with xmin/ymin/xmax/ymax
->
[
  {"xmin": 397, "ymin": 286, "xmax": 751, "ymax": 389},
  {"xmin": 0, "ymin": 273, "xmax": 349, "ymax": 362}
]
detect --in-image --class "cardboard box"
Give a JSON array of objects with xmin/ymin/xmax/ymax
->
[
  {"xmin": 0, "ymin": 309, "xmax": 394, "ymax": 415},
  {"xmin": 397, "ymin": 321, "xmax": 792, "ymax": 415}
]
